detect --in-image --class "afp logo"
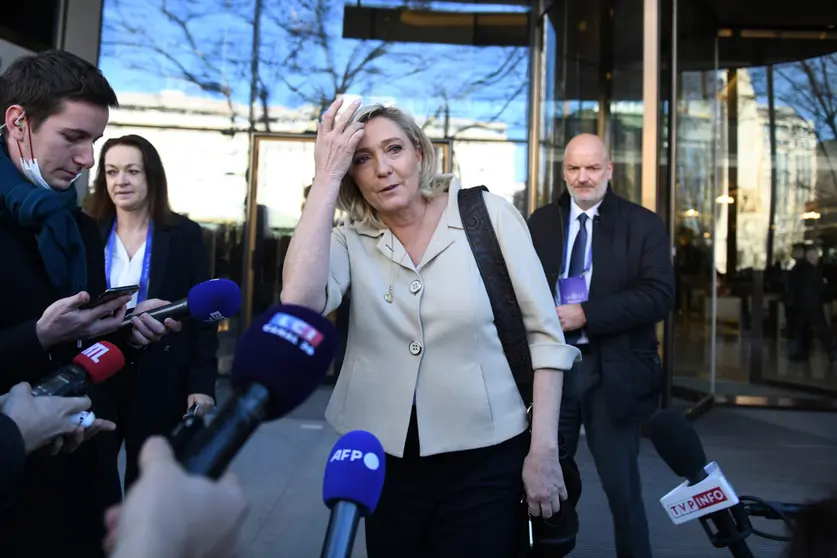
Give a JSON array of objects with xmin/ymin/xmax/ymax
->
[
  {"xmin": 329, "ymin": 448, "xmax": 381, "ymax": 471},
  {"xmin": 81, "ymin": 343, "xmax": 110, "ymax": 364}
]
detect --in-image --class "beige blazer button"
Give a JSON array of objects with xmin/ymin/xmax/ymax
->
[
  {"xmin": 410, "ymin": 279, "xmax": 422, "ymax": 294},
  {"xmin": 409, "ymin": 341, "xmax": 423, "ymax": 355}
]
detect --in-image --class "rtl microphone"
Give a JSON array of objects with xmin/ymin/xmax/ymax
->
[
  {"xmin": 120, "ymin": 278, "xmax": 241, "ymax": 328},
  {"xmin": 649, "ymin": 409, "xmax": 754, "ymax": 558},
  {"xmin": 31, "ymin": 341, "xmax": 125, "ymax": 397},
  {"xmin": 174, "ymin": 303, "xmax": 338, "ymax": 478},
  {"xmin": 320, "ymin": 430, "xmax": 386, "ymax": 558}
]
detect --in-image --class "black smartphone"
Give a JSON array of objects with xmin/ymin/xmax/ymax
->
[{"xmin": 82, "ymin": 285, "xmax": 140, "ymax": 310}]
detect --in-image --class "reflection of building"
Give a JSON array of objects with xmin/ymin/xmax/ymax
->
[
  {"xmin": 674, "ymin": 70, "xmax": 819, "ymax": 273},
  {"xmin": 96, "ymin": 92, "xmax": 521, "ymax": 227}
]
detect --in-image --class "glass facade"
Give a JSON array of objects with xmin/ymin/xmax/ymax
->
[
  {"xmin": 664, "ymin": 1, "xmax": 837, "ymax": 404},
  {"xmin": 3, "ymin": 0, "xmax": 837, "ymax": 405}
]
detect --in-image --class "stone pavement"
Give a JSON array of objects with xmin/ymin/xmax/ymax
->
[{"xmin": 185, "ymin": 385, "xmax": 837, "ymax": 557}]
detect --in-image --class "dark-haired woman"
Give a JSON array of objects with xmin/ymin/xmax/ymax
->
[{"xmin": 86, "ymin": 134, "xmax": 219, "ymax": 491}]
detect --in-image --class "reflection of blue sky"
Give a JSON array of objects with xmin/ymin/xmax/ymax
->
[{"xmin": 99, "ymin": 0, "xmax": 531, "ymax": 182}]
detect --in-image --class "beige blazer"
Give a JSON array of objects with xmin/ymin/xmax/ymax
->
[{"xmin": 323, "ymin": 177, "xmax": 581, "ymax": 457}]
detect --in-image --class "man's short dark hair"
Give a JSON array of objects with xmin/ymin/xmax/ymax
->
[{"xmin": 0, "ymin": 49, "xmax": 118, "ymax": 133}]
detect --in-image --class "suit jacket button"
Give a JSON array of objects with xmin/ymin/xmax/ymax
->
[
  {"xmin": 164, "ymin": 345, "xmax": 171, "ymax": 351},
  {"xmin": 409, "ymin": 341, "xmax": 423, "ymax": 355}
]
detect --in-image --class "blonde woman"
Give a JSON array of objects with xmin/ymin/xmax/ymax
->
[{"xmin": 281, "ymin": 98, "xmax": 579, "ymax": 557}]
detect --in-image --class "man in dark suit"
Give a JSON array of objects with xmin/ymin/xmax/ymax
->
[{"xmin": 527, "ymin": 134, "xmax": 674, "ymax": 558}]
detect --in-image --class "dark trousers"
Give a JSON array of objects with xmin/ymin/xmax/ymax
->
[
  {"xmin": 99, "ymin": 362, "xmax": 183, "ymax": 493},
  {"xmin": 560, "ymin": 350, "xmax": 652, "ymax": 558},
  {"xmin": 788, "ymin": 305, "xmax": 834, "ymax": 360},
  {"xmin": 365, "ymin": 408, "xmax": 529, "ymax": 558}
]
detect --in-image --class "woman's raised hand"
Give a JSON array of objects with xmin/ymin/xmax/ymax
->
[{"xmin": 314, "ymin": 98, "xmax": 365, "ymax": 184}]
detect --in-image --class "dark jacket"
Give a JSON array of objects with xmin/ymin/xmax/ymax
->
[
  {"xmin": 0, "ymin": 414, "xmax": 25, "ymax": 513},
  {"xmin": 97, "ymin": 213, "xmax": 218, "ymax": 433},
  {"xmin": 527, "ymin": 188, "xmax": 674, "ymax": 420},
  {"xmin": 0, "ymin": 199, "xmax": 125, "ymax": 558}
]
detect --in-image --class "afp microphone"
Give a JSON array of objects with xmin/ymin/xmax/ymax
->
[
  {"xmin": 320, "ymin": 430, "xmax": 386, "ymax": 558},
  {"xmin": 120, "ymin": 278, "xmax": 241, "ymax": 328},
  {"xmin": 649, "ymin": 409, "xmax": 754, "ymax": 558},
  {"xmin": 174, "ymin": 303, "xmax": 338, "ymax": 478},
  {"xmin": 31, "ymin": 341, "xmax": 125, "ymax": 397}
]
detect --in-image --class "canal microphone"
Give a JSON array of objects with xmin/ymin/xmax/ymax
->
[{"xmin": 173, "ymin": 303, "xmax": 337, "ymax": 478}]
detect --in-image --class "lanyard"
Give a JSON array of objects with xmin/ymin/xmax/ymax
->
[
  {"xmin": 561, "ymin": 214, "xmax": 593, "ymax": 278},
  {"xmin": 105, "ymin": 220, "xmax": 153, "ymax": 304}
]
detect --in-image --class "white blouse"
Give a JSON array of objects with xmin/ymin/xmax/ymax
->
[{"xmin": 106, "ymin": 234, "xmax": 148, "ymax": 310}]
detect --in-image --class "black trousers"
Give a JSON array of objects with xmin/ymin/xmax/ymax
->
[
  {"xmin": 99, "ymin": 362, "xmax": 184, "ymax": 493},
  {"xmin": 365, "ymin": 408, "xmax": 529, "ymax": 558},
  {"xmin": 560, "ymin": 350, "xmax": 651, "ymax": 558}
]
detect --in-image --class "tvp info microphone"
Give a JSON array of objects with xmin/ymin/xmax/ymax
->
[
  {"xmin": 320, "ymin": 430, "xmax": 386, "ymax": 558},
  {"xmin": 649, "ymin": 409, "xmax": 754, "ymax": 558}
]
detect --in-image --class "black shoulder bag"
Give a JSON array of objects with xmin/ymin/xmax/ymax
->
[{"xmin": 458, "ymin": 185, "xmax": 581, "ymax": 558}]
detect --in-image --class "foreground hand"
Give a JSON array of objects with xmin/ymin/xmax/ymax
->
[
  {"xmin": 103, "ymin": 437, "xmax": 249, "ymax": 558},
  {"xmin": 37, "ymin": 292, "xmax": 132, "ymax": 349},
  {"xmin": 187, "ymin": 394, "xmax": 215, "ymax": 417},
  {"xmin": 52, "ymin": 418, "xmax": 117, "ymax": 455},
  {"xmin": 556, "ymin": 304, "xmax": 587, "ymax": 332},
  {"xmin": 522, "ymin": 446, "xmax": 567, "ymax": 519},
  {"xmin": 129, "ymin": 298, "xmax": 182, "ymax": 346},
  {"xmin": 0, "ymin": 383, "xmax": 94, "ymax": 454}
]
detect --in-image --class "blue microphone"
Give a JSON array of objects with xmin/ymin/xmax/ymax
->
[
  {"xmin": 120, "ymin": 278, "xmax": 242, "ymax": 328},
  {"xmin": 174, "ymin": 304, "xmax": 338, "ymax": 478},
  {"xmin": 320, "ymin": 430, "xmax": 386, "ymax": 558}
]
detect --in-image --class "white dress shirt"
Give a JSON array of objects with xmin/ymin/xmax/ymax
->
[
  {"xmin": 556, "ymin": 198, "xmax": 602, "ymax": 345},
  {"xmin": 105, "ymin": 235, "xmax": 147, "ymax": 310}
]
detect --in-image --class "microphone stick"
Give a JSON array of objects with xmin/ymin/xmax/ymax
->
[
  {"xmin": 174, "ymin": 303, "xmax": 337, "ymax": 478},
  {"xmin": 321, "ymin": 501, "xmax": 361, "ymax": 558},
  {"xmin": 120, "ymin": 278, "xmax": 241, "ymax": 328},
  {"xmin": 649, "ymin": 409, "xmax": 754, "ymax": 558},
  {"xmin": 320, "ymin": 430, "xmax": 386, "ymax": 558}
]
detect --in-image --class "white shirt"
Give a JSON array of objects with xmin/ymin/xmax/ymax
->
[
  {"xmin": 106, "ymin": 234, "xmax": 148, "ymax": 310},
  {"xmin": 556, "ymin": 198, "xmax": 601, "ymax": 344}
]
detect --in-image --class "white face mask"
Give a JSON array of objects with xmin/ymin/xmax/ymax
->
[{"xmin": 3, "ymin": 112, "xmax": 80, "ymax": 190}]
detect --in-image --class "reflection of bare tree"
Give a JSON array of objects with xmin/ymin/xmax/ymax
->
[
  {"xmin": 103, "ymin": 0, "xmax": 529, "ymax": 138},
  {"xmin": 421, "ymin": 48, "xmax": 528, "ymax": 138},
  {"xmin": 262, "ymin": 0, "xmax": 429, "ymax": 122},
  {"xmin": 102, "ymin": 0, "xmax": 255, "ymax": 129},
  {"xmin": 752, "ymin": 55, "xmax": 837, "ymax": 190}
]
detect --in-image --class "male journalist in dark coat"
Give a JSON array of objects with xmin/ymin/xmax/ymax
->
[{"xmin": 527, "ymin": 134, "xmax": 674, "ymax": 558}]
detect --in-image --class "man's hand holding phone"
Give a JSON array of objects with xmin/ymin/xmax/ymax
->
[{"xmin": 36, "ymin": 291, "xmax": 133, "ymax": 350}]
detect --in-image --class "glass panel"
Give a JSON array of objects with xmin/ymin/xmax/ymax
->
[
  {"xmin": 668, "ymin": 40, "xmax": 721, "ymax": 395},
  {"xmin": 669, "ymin": 0, "xmax": 837, "ymax": 398},
  {"xmin": 729, "ymin": 50, "xmax": 837, "ymax": 393},
  {"xmin": 541, "ymin": 0, "xmax": 645, "ymax": 208}
]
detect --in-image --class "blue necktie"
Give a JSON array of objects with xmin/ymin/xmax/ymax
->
[
  {"xmin": 568, "ymin": 213, "xmax": 588, "ymax": 278},
  {"xmin": 564, "ymin": 213, "xmax": 588, "ymax": 345}
]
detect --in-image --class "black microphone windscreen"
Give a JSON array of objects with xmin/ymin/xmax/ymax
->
[
  {"xmin": 648, "ymin": 408, "xmax": 708, "ymax": 482},
  {"xmin": 230, "ymin": 304, "xmax": 338, "ymax": 420}
]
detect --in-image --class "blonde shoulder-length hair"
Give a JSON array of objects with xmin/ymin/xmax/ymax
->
[{"xmin": 337, "ymin": 104, "xmax": 448, "ymax": 230}]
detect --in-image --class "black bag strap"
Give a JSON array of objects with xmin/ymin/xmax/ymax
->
[{"xmin": 458, "ymin": 186, "xmax": 534, "ymax": 408}]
